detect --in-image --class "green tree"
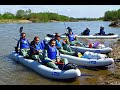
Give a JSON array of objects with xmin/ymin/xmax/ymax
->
[
  {"xmin": 16, "ymin": 10, "xmax": 26, "ymax": 19},
  {"xmin": 2, "ymin": 12, "xmax": 15, "ymax": 19}
]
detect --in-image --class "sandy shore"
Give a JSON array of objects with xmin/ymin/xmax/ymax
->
[{"xmin": 0, "ymin": 19, "xmax": 32, "ymax": 23}]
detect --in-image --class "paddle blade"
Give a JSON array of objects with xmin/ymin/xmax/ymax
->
[{"xmin": 19, "ymin": 27, "xmax": 23, "ymax": 34}]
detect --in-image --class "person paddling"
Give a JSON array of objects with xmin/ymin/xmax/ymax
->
[
  {"xmin": 99, "ymin": 26, "xmax": 106, "ymax": 35},
  {"xmin": 81, "ymin": 28, "xmax": 90, "ymax": 35},
  {"xmin": 16, "ymin": 32, "xmax": 30, "ymax": 58},
  {"xmin": 66, "ymin": 30, "xmax": 85, "ymax": 47},
  {"xmin": 42, "ymin": 39, "xmax": 68, "ymax": 69}
]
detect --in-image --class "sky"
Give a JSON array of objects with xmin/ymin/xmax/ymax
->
[{"xmin": 0, "ymin": 5, "xmax": 120, "ymax": 18}]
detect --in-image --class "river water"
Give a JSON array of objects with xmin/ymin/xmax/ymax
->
[{"xmin": 0, "ymin": 21, "xmax": 120, "ymax": 85}]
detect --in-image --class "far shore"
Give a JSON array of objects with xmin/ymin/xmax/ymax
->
[
  {"xmin": 0, "ymin": 19, "xmax": 32, "ymax": 23},
  {"xmin": 0, "ymin": 19, "xmax": 105, "ymax": 23},
  {"xmin": 0, "ymin": 19, "xmax": 63, "ymax": 23}
]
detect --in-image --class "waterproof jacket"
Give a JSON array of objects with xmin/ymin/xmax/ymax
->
[{"xmin": 99, "ymin": 28, "xmax": 105, "ymax": 35}]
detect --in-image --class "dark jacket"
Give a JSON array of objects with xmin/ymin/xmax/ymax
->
[
  {"xmin": 99, "ymin": 27, "xmax": 105, "ymax": 35},
  {"xmin": 30, "ymin": 40, "xmax": 42, "ymax": 55}
]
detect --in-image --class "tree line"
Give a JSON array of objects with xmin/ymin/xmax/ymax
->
[
  {"xmin": 103, "ymin": 9, "xmax": 120, "ymax": 21},
  {"xmin": 0, "ymin": 9, "xmax": 104, "ymax": 22},
  {"xmin": 1, "ymin": 8, "xmax": 119, "ymax": 22},
  {"xmin": 0, "ymin": 9, "xmax": 73, "ymax": 22}
]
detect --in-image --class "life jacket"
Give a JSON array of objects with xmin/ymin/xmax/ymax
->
[
  {"xmin": 35, "ymin": 42, "xmax": 43, "ymax": 51},
  {"xmin": 29, "ymin": 41, "xmax": 42, "ymax": 55},
  {"xmin": 47, "ymin": 45, "xmax": 57, "ymax": 59},
  {"xmin": 20, "ymin": 38, "xmax": 29, "ymax": 49},
  {"xmin": 68, "ymin": 34, "xmax": 75, "ymax": 42},
  {"xmin": 56, "ymin": 40, "xmax": 62, "ymax": 48},
  {"xmin": 40, "ymin": 40, "xmax": 46, "ymax": 50}
]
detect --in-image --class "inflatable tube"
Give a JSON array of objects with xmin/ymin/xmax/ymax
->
[
  {"xmin": 60, "ymin": 34, "xmax": 118, "ymax": 39},
  {"xmin": 44, "ymin": 37, "xmax": 112, "ymax": 54},
  {"xmin": 60, "ymin": 54, "xmax": 114, "ymax": 67},
  {"xmin": 70, "ymin": 46, "xmax": 112, "ymax": 54},
  {"xmin": 10, "ymin": 51, "xmax": 81, "ymax": 80}
]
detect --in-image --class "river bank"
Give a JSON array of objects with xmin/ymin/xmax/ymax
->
[
  {"xmin": 99, "ymin": 39, "xmax": 120, "ymax": 85},
  {"xmin": 0, "ymin": 19, "xmax": 32, "ymax": 23},
  {"xmin": 0, "ymin": 19, "xmax": 104, "ymax": 23}
]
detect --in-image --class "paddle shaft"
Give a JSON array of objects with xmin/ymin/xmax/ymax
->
[{"xmin": 64, "ymin": 22, "xmax": 68, "ymax": 33}]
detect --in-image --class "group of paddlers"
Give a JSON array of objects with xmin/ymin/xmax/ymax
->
[{"xmin": 15, "ymin": 26, "xmax": 105, "ymax": 70}]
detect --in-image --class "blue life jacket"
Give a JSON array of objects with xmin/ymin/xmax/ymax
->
[
  {"xmin": 35, "ymin": 42, "xmax": 42, "ymax": 51},
  {"xmin": 40, "ymin": 40, "xmax": 46, "ymax": 50},
  {"xmin": 68, "ymin": 34, "xmax": 75, "ymax": 42},
  {"xmin": 47, "ymin": 45, "xmax": 57, "ymax": 59},
  {"xmin": 20, "ymin": 38, "xmax": 29, "ymax": 49},
  {"xmin": 56, "ymin": 40, "xmax": 62, "ymax": 48}
]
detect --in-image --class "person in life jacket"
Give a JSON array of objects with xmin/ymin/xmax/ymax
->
[
  {"xmin": 55, "ymin": 33, "xmax": 81, "ymax": 57},
  {"xmin": 16, "ymin": 32, "xmax": 30, "ymax": 58},
  {"xmin": 30, "ymin": 36, "xmax": 43, "ymax": 62},
  {"xmin": 40, "ymin": 39, "xmax": 47, "ymax": 50},
  {"xmin": 67, "ymin": 27, "xmax": 72, "ymax": 33},
  {"xmin": 42, "ymin": 39, "xmax": 69, "ymax": 69},
  {"xmin": 81, "ymin": 28, "xmax": 90, "ymax": 35},
  {"xmin": 67, "ymin": 30, "xmax": 85, "ymax": 47},
  {"xmin": 99, "ymin": 26, "xmax": 106, "ymax": 35}
]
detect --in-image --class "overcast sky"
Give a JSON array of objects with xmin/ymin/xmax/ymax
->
[{"xmin": 0, "ymin": 5, "xmax": 120, "ymax": 18}]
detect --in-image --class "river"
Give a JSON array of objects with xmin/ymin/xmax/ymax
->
[{"xmin": 0, "ymin": 21, "xmax": 119, "ymax": 85}]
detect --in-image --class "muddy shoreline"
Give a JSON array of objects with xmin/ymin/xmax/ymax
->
[{"xmin": 100, "ymin": 39, "xmax": 120, "ymax": 85}]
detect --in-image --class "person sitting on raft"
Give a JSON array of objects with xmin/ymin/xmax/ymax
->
[
  {"xmin": 54, "ymin": 33, "xmax": 81, "ymax": 57},
  {"xmin": 99, "ymin": 26, "xmax": 106, "ymax": 35},
  {"xmin": 81, "ymin": 28, "xmax": 90, "ymax": 35},
  {"xmin": 42, "ymin": 39, "xmax": 69, "ymax": 69},
  {"xmin": 30, "ymin": 36, "xmax": 43, "ymax": 62},
  {"xmin": 66, "ymin": 27, "xmax": 73, "ymax": 34},
  {"xmin": 66, "ymin": 30, "xmax": 85, "ymax": 47},
  {"xmin": 15, "ymin": 32, "xmax": 30, "ymax": 58}
]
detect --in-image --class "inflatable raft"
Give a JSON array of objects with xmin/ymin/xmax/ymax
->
[
  {"xmin": 60, "ymin": 34, "xmax": 118, "ymax": 39},
  {"xmin": 44, "ymin": 37, "xmax": 113, "ymax": 54},
  {"xmin": 60, "ymin": 54, "xmax": 114, "ymax": 67},
  {"xmin": 10, "ymin": 51, "xmax": 81, "ymax": 80},
  {"xmin": 70, "ymin": 46, "xmax": 113, "ymax": 54}
]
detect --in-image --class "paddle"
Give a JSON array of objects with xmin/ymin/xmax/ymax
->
[
  {"xmin": 19, "ymin": 26, "xmax": 23, "ymax": 34},
  {"xmin": 14, "ymin": 27, "xmax": 23, "ymax": 53},
  {"xmin": 64, "ymin": 22, "xmax": 68, "ymax": 33}
]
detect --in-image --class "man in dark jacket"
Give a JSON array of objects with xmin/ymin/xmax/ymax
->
[{"xmin": 99, "ymin": 26, "xmax": 105, "ymax": 35}]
